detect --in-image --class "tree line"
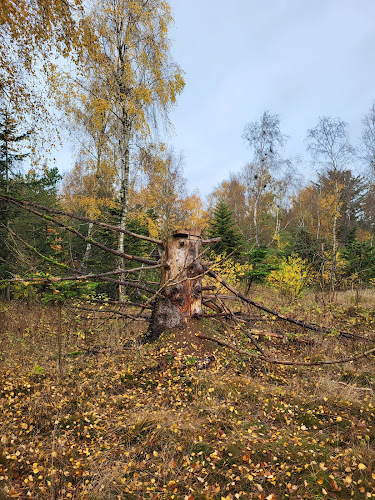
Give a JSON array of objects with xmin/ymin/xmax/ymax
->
[
  {"xmin": 208, "ymin": 109, "xmax": 375, "ymax": 300},
  {"xmin": 0, "ymin": 1, "xmax": 374, "ymax": 302}
]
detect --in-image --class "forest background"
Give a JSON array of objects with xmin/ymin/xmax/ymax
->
[{"xmin": 1, "ymin": 0, "xmax": 375, "ymax": 301}]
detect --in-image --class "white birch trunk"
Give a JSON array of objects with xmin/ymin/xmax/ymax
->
[{"xmin": 117, "ymin": 118, "xmax": 131, "ymax": 302}]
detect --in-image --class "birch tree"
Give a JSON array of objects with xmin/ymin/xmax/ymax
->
[
  {"xmin": 242, "ymin": 111, "xmax": 288, "ymax": 246},
  {"xmin": 306, "ymin": 116, "xmax": 355, "ymax": 297},
  {"xmin": 56, "ymin": 76, "xmax": 118, "ymax": 270},
  {"xmin": 55, "ymin": 0, "xmax": 184, "ymax": 299},
  {"xmin": 0, "ymin": 0, "xmax": 82, "ymax": 120},
  {"xmin": 361, "ymin": 100, "xmax": 375, "ymax": 177},
  {"xmin": 133, "ymin": 144, "xmax": 187, "ymax": 238}
]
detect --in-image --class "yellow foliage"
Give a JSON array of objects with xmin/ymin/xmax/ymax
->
[
  {"xmin": 203, "ymin": 252, "xmax": 252, "ymax": 291},
  {"xmin": 267, "ymin": 254, "xmax": 311, "ymax": 301},
  {"xmin": 131, "ymin": 144, "xmax": 206, "ymax": 238}
]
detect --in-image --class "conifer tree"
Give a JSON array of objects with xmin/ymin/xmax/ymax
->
[
  {"xmin": 207, "ymin": 200, "xmax": 243, "ymax": 255},
  {"xmin": 0, "ymin": 110, "xmax": 31, "ymax": 282}
]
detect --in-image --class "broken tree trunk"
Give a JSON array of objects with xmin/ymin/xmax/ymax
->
[{"xmin": 147, "ymin": 229, "xmax": 204, "ymax": 341}]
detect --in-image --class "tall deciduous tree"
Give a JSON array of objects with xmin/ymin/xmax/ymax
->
[
  {"xmin": 316, "ymin": 169, "xmax": 366, "ymax": 245},
  {"xmin": 361, "ymin": 100, "xmax": 375, "ymax": 177},
  {"xmin": 57, "ymin": 76, "xmax": 118, "ymax": 270},
  {"xmin": 242, "ymin": 110, "xmax": 289, "ymax": 246},
  {"xmin": 306, "ymin": 116, "xmax": 355, "ymax": 296},
  {"xmin": 132, "ymin": 144, "xmax": 207, "ymax": 237},
  {"xmin": 360, "ymin": 102, "xmax": 375, "ymax": 243},
  {"xmin": 57, "ymin": 0, "xmax": 184, "ymax": 299},
  {"xmin": 134, "ymin": 145, "xmax": 186, "ymax": 238}
]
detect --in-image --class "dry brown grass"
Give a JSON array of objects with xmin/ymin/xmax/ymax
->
[{"xmin": 0, "ymin": 296, "xmax": 374, "ymax": 499}]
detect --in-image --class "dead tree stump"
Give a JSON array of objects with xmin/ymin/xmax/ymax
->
[{"xmin": 147, "ymin": 228, "xmax": 204, "ymax": 341}]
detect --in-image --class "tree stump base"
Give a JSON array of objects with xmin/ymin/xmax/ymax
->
[{"xmin": 146, "ymin": 228, "xmax": 203, "ymax": 342}]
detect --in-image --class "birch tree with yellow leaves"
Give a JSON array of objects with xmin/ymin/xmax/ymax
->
[
  {"xmin": 53, "ymin": 0, "xmax": 185, "ymax": 299},
  {"xmin": 306, "ymin": 116, "xmax": 355, "ymax": 298},
  {"xmin": 0, "ymin": 0, "xmax": 82, "ymax": 121},
  {"xmin": 132, "ymin": 144, "xmax": 207, "ymax": 238}
]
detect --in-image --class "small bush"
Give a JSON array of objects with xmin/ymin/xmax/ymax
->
[{"xmin": 267, "ymin": 254, "xmax": 311, "ymax": 301}]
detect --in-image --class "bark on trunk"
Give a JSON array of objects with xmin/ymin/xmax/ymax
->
[
  {"xmin": 82, "ymin": 221, "xmax": 94, "ymax": 272},
  {"xmin": 146, "ymin": 229, "xmax": 203, "ymax": 342},
  {"xmin": 117, "ymin": 119, "xmax": 130, "ymax": 302},
  {"xmin": 330, "ymin": 179, "xmax": 339, "ymax": 300}
]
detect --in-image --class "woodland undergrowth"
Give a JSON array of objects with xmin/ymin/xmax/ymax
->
[{"xmin": 0, "ymin": 292, "xmax": 375, "ymax": 499}]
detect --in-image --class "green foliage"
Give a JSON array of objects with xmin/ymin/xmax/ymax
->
[
  {"xmin": 341, "ymin": 239, "xmax": 375, "ymax": 284},
  {"xmin": 288, "ymin": 227, "xmax": 323, "ymax": 269},
  {"xmin": 0, "ymin": 166, "xmax": 63, "ymax": 284},
  {"xmin": 79, "ymin": 205, "xmax": 160, "ymax": 299},
  {"xmin": 267, "ymin": 254, "xmax": 312, "ymax": 301},
  {"xmin": 0, "ymin": 109, "xmax": 31, "ymax": 177},
  {"xmin": 11, "ymin": 273, "xmax": 97, "ymax": 304},
  {"xmin": 186, "ymin": 356, "xmax": 196, "ymax": 366},
  {"xmin": 33, "ymin": 364, "xmax": 43, "ymax": 375},
  {"xmin": 243, "ymin": 246, "xmax": 279, "ymax": 286},
  {"xmin": 207, "ymin": 200, "xmax": 243, "ymax": 256}
]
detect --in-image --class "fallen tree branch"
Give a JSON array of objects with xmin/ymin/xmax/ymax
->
[
  {"xmin": 204, "ymin": 266, "xmax": 368, "ymax": 341},
  {"xmin": 0, "ymin": 194, "xmax": 163, "ymax": 245},
  {"xmin": 202, "ymin": 294, "xmax": 242, "ymax": 301},
  {"xmin": 1, "ymin": 197, "xmax": 158, "ymax": 266},
  {"xmin": 229, "ymin": 309, "xmax": 269, "ymax": 357},
  {"xmin": 2, "ymin": 275, "xmax": 156, "ymax": 294},
  {"xmin": 196, "ymin": 334, "xmax": 375, "ymax": 366},
  {"xmin": 195, "ymin": 311, "xmax": 245, "ymax": 318},
  {"xmin": 70, "ymin": 305, "xmax": 151, "ymax": 321},
  {"xmin": 202, "ymin": 237, "xmax": 222, "ymax": 245},
  {"xmin": 250, "ymin": 329, "xmax": 315, "ymax": 345},
  {"xmin": 82, "ymin": 298, "xmax": 153, "ymax": 310},
  {"xmin": 2, "ymin": 224, "xmax": 70, "ymax": 270},
  {"xmin": 3, "ymin": 265, "xmax": 162, "ymax": 283},
  {"xmin": 336, "ymin": 381, "xmax": 373, "ymax": 393}
]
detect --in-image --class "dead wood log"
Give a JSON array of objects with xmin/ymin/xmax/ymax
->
[
  {"xmin": 84, "ymin": 298, "xmax": 153, "ymax": 310},
  {"xmin": 5, "ymin": 275, "xmax": 156, "ymax": 294},
  {"xmin": 250, "ymin": 329, "xmax": 315, "ymax": 345},
  {"xmin": 69, "ymin": 305, "xmax": 151, "ymax": 321},
  {"xmin": 202, "ymin": 294, "xmax": 242, "ymax": 301},
  {"xmin": 201, "ymin": 237, "xmax": 222, "ymax": 245},
  {"xmin": 147, "ymin": 229, "xmax": 204, "ymax": 341}
]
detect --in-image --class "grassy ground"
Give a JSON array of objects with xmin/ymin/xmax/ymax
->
[{"xmin": 0, "ymin": 291, "xmax": 375, "ymax": 499}]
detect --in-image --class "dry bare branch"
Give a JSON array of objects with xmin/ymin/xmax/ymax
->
[{"xmin": 0, "ymin": 194, "xmax": 163, "ymax": 245}]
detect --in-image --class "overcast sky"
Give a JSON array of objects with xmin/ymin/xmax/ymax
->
[
  {"xmin": 165, "ymin": 0, "xmax": 375, "ymax": 197},
  {"xmin": 55, "ymin": 0, "xmax": 375, "ymax": 199}
]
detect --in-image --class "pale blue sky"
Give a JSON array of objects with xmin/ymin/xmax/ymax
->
[
  {"xmin": 55, "ymin": 0, "xmax": 375, "ymax": 198},
  {"xmin": 167, "ymin": 0, "xmax": 375, "ymax": 196}
]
